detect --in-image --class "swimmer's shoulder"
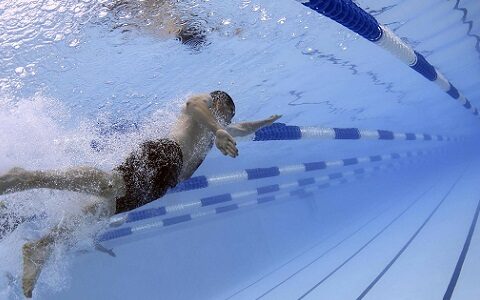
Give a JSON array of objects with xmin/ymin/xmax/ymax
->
[{"xmin": 185, "ymin": 93, "xmax": 213, "ymax": 107}]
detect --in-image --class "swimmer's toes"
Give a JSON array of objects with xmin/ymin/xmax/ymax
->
[{"xmin": 23, "ymin": 280, "xmax": 33, "ymax": 298}]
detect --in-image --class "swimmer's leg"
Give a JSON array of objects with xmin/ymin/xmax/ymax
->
[
  {"xmin": 22, "ymin": 234, "xmax": 54, "ymax": 298},
  {"xmin": 22, "ymin": 197, "xmax": 115, "ymax": 298},
  {"xmin": 0, "ymin": 167, "xmax": 124, "ymax": 199}
]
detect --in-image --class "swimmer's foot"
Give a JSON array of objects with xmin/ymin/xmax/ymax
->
[
  {"xmin": 0, "ymin": 167, "xmax": 30, "ymax": 195},
  {"xmin": 94, "ymin": 242, "xmax": 116, "ymax": 257},
  {"xmin": 22, "ymin": 237, "xmax": 54, "ymax": 298}
]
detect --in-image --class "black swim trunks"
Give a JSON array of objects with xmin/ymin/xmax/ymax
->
[{"xmin": 114, "ymin": 139, "xmax": 183, "ymax": 214}]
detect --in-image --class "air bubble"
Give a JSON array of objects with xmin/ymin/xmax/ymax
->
[
  {"xmin": 54, "ymin": 34, "xmax": 65, "ymax": 41},
  {"xmin": 42, "ymin": 0, "xmax": 60, "ymax": 12},
  {"xmin": 15, "ymin": 67, "xmax": 25, "ymax": 74},
  {"xmin": 98, "ymin": 10, "xmax": 108, "ymax": 18},
  {"xmin": 14, "ymin": 67, "xmax": 27, "ymax": 78},
  {"xmin": 68, "ymin": 39, "xmax": 80, "ymax": 47}
]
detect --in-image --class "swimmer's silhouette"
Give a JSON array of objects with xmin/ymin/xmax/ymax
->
[
  {"xmin": 0, "ymin": 91, "xmax": 281, "ymax": 298},
  {"xmin": 106, "ymin": 0, "xmax": 209, "ymax": 50}
]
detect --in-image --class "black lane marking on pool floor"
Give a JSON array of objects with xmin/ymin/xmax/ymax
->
[
  {"xmin": 356, "ymin": 170, "xmax": 466, "ymax": 300},
  {"xmin": 227, "ymin": 163, "xmax": 428, "ymax": 299},
  {"xmin": 443, "ymin": 197, "xmax": 480, "ymax": 300},
  {"xmin": 225, "ymin": 173, "xmax": 405, "ymax": 300},
  {"xmin": 253, "ymin": 163, "xmax": 436, "ymax": 300},
  {"xmin": 247, "ymin": 197, "xmax": 397, "ymax": 300},
  {"xmin": 225, "ymin": 208, "xmax": 384, "ymax": 300},
  {"xmin": 224, "ymin": 206, "xmax": 386, "ymax": 300},
  {"xmin": 295, "ymin": 183, "xmax": 436, "ymax": 300}
]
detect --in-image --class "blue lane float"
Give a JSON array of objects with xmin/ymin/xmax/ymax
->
[
  {"xmin": 295, "ymin": 0, "xmax": 479, "ymax": 118},
  {"xmin": 89, "ymin": 122, "xmax": 456, "ymax": 151},
  {"xmin": 169, "ymin": 148, "xmax": 438, "ymax": 193},
  {"xmin": 245, "ymin": 123, "xmax": 456, "ymax": 142},
  {"xmin": 107, "ymin": 148, "xmax": 443, "ymax": 229},
  {"xmin": 297, "ymin": 0, "xmax": 383, "ymax": 42},
  {"xmin": 100, "ymin": 161, "xmax": 408, "ymax": 242},
  {"xmin": 113, "ymin": 163, "xmax": 398, "ymax": 226}
]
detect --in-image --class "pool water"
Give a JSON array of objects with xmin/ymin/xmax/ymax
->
[{"xmin": 0, "ymin": 0, "xmax": 479, "ymax": 299}]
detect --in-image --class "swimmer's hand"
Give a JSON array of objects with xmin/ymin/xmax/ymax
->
[
  {"xmin": 215, "ymin": 129, "xmax": 238, "ymax": 158},
  {"xmin": 226, "ymin": 114, "xmax": 283, "ymax": 137},
  {"xmin": 264, "ymin": 114, "xmax": 282, "ymax": 125}
]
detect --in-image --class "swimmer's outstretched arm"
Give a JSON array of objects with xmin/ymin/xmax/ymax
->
[
  {"xmin": 227, "ymin": 114, "xmax": 282, "ymax": 137},
  {"xmin": 185, "ymin": 94, "xmax": 238, "ymax": 157}
]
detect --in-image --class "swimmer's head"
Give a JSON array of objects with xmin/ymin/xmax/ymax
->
[
  {"xmin": 177, "ymin": 21, "xmax": 207, "ymax": 50},
  {"xmin": 210, "ymin": 91, "xmax": 235, "ymax": 125}
]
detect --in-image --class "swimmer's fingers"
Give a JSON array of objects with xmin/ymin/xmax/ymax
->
[
  {"xmin": 220, "ymin": 144, "xmax": 234, "ymax": 157},
  {"xmin": 220, "ymin": 145, "xmax": 232, "ymax": 157},
  {"xmin": 215, "ymin": 141, "xmax": 227, "ymax": 156},
  {"xmin": 219, "ymin": 142, "xmax": 237, "ymax": 158},
  {"xmin": 219, "ymin": 147, "xmax": 228, "ymax": 156},
  {"xmin": 226, "ymin": 135, "xmax": 236, "ymax": 146},
  {"xmin": 269, "ymin": 114, "xmax": 282, "ymax": 121},
  {"xmin": 223, "ymin": 138, "xmax": 237, "ymax": 157},
  {"xmin": 231, "ymin": 145, "xmax": 239, "ymax": 157},
  {"xmin": 261, "ymin": 114, "xmax": 283, "ymax": 127},
  {"xmin": 225, "ymin": 138, "xmax": 238, "ymax": 155},
  {"xmin": 226, "ymin": 144, "xmax": 238, "ymax": 157},
  {"xmin": 215, "ymin": 129, "xmax": 237, "ymax": 157}
]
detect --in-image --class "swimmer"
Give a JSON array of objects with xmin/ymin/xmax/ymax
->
[
  {"xmin": 0, "ymin": 91, "xmax": 281, "ymax": 298},
  {"xmin": 106, "ymin": 0, "xmax": 208, "ymax": 49}
]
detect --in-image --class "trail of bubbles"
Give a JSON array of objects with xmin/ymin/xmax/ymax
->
[{"xmin": 0, "ymin": 91, "xmax": 182, "ymax": 296}]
